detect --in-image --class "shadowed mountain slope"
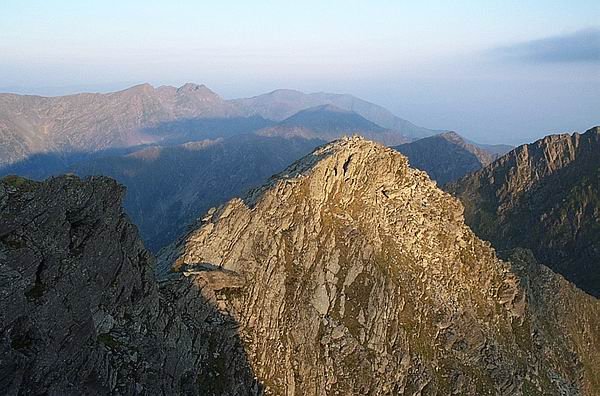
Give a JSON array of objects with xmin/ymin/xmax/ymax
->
[
  {"xmin": 448, "ymin": 126, "xmax": 600, "ymax": 296},
  {"xmin": 72, "ymin": 135, "xmax": 324, "ymax": 251},
  {"xmin": 394, "ymin": 132, "xmax": 498, "ymax": 185},
  {"xmin": 0, "ymin": 175, "xmax": 261, "ymax": 394}
]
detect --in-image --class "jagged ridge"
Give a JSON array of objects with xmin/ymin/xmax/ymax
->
[
  {"xmin": 161, "ymin": 136, "xmax": 600, "ymax": 395},
  {"xmin": 448, "ymin": 126, "xmax": 600, "ymax": 296}
]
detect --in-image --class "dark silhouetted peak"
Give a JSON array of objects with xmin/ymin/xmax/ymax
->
[
  {"xmin": 280, "ymin": 105, "xmax": 384, "ymax": 132},
  {"xmin": 394, "ymin": 131, "xmax": 496, "ymax": 184},
  {"xmin": 254, "ymin": 105, "xmax": 412, "ymax": 145}
]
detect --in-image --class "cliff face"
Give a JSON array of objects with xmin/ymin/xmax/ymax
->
[
  {"xmin": 161, "ymin": 137, "xmax": 600, "ymax": 395},
  {"xmin": 0, "ymin": 175, "xmax": 259, "ymax": 395},
  {"xmin": 448, "ymin": 127, "xmax": 600, "ymax": 296}
]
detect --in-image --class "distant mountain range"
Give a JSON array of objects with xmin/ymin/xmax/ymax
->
[
  {"xmin": 257, "ymin": 104, "xmax": 410, "ymax": 145},
  {"xmin": 448, "ymin": 126, "xmax": 600, "ymax": 296},
  {"xmin": 0, "ymin": 83, "xmax": 238, "ymax": 168},
  {"xmin": 0, "ymin": 83, "xmax": 440, "ymax": 169},
  {"xmin": 230, "ymin": 88, "xmax": 439, "ymax": 138}
]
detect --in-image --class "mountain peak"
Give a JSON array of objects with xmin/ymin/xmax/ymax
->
[
  {"xmin": 160, "ymin": 134, "xmax": 600, "ymax": 394},
  {"xmin": 438, "ymin": 131, "xmax": 465, "ymax": 143},
  {"xmin": 279, "ymin": 105, "xmax": 384, "ymax": 132},
  {"xmin": 242, "ymin": 136, "xmax": 404, "ymax": 205},
  {"xmin": 176, "ymin": 82, "xmax": 219, "ymax": 97},
  {"xmin": 273, "ymin": 135, "xmax": 400, "ymax": 178}
]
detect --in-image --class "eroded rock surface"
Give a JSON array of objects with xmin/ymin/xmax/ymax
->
[
  {"xmin": 161, "ymin": 136, "xmax": 600, "ymax": 395},
  {"xmin": 448, "ymin": 127, "xmax": 600, "ymax": 296},
  {"xmin": 0, "ymin": 175, "xmax": 260, "ymax": 395}
]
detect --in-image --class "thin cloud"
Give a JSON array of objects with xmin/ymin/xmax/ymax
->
[{"xmin": 494, "ymin": 28, "xmax": 600, "ymax": 63}]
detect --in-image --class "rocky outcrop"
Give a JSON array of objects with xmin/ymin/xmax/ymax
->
[
  {"xmin": 161, "ymin": 136, "xmax": 600, "ymax": 395},
  {"xmin": 394, "ymin": 132, "xmax": 497, "ymax": 185},
  {"xmin": 0, "ymin": 175, "xmax": 260, "ymax": 395},
  {"xmin": 447, "ymin": 126, "xmax": 600, "ymax": 296}
]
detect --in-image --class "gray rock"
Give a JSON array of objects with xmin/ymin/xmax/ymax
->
[{"xmin": 0, "ymin": 175, "xmax": 260, "ymax": 395}]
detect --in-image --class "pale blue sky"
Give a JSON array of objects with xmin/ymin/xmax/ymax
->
[{"xmin": 1, "ymin": 1, "xmax": 599, "ymax": 144}]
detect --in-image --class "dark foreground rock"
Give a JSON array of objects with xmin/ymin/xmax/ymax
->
[{"xmin": 0, "ymin": 175, "xmax": 260, "ymax": 395}]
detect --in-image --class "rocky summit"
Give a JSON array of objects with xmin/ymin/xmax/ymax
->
[{"xmin": 160, "ymin": 136, "xmax": 600, "ymax": 395}]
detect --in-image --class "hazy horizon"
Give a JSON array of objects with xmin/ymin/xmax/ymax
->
[{"xmin": 2, "ymin": 1, "xmax": 599, "ymax": 145}]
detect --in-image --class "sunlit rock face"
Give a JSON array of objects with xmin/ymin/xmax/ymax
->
[{"xmin": 161, "ymin": 136, "xmax": 600, "ymax": 395}]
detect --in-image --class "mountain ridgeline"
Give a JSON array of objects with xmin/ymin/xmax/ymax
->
[
  {"xmin": 2, "ymin": 137, "xmax": 600, "ymax": 395},
  {"xmin": 0, "ymin": 83, "xmax": 437, "ymax": 171},
  {"xmin": 230, "ymin": 89, "xmax": 438, "ymax": 138},
  {"xmin": 448, "ymin": 126, "xmax": 600, "ymax": 297}
]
